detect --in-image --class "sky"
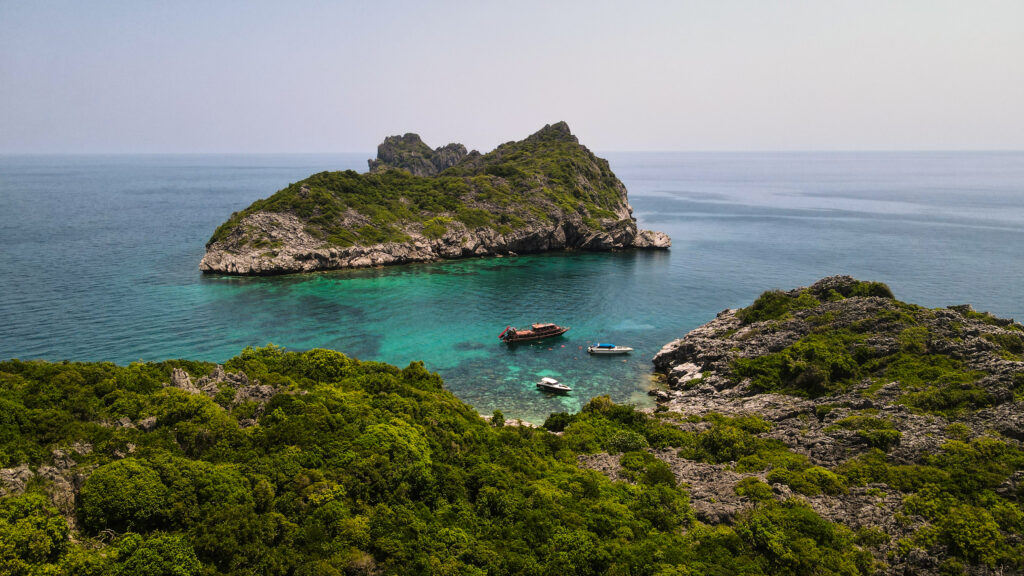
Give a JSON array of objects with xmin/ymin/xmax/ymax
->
[{"xmin": 1, "ymin": 0, "xmax": 1022, "ymax": 153}]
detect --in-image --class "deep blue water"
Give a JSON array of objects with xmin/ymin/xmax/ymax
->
[{"xmin": 2, "ymin": 152, "xmax": 1023, "ymax": 422}]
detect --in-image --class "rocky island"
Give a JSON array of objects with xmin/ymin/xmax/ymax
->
[{"xmin": 200, "ymin": 122, "xmax": 670, "ymax": 275}]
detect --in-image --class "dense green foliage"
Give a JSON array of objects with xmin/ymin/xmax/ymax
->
[
  {"xmin": 0, "ymin": 348, "xmax": 884, "ymax": 575},
  {"xmin": 731, "ymin": 295, "xmax": 996, "ymax": 413},
  {"xmin": 736, "ymin": 282, "xmax": 893, "ymax": 325},
  {"xmin": 208, "ymin": 124, "xmax": 627, "ymax": 249},
  {"xmin": 838, "ymin": 437, "xmax": 1024, "ymax": 568},
  {"xmin": 716, "ymin": 281, "xmax": 1024, "ymax": 572}
]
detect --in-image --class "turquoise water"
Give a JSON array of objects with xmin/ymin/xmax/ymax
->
[{"xmin": 2, "ymin": 152, "xmax": 1023, "ymax": 422}]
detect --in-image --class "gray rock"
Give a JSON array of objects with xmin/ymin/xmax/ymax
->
[
  {"xmin": 368, "ymin": 134, "xmax": 467, "ymax": 176},
  {"xmin": 0, "ymin": 464, "xmax": 33, "ymax": 495}
]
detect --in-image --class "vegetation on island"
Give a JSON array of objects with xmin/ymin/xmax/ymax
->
[
  {"xmin": 207, "ymin": 123, "xmax": 629, "ymax": 250},
  {"xmin": 730, "ymin": 282, "xmax": 1020, "ymax": 414}
]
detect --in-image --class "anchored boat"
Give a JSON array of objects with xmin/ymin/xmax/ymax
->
[
  {"xmin": 499, "ymin": 323, "xmax": 570, "ymax": 343},
  {"xmin": 587, "ymin": 343, "xmax": 634, "ymax": 355},
  {"xmin": 536, "ymin": 377, "xmax": 572, "ymax": 393}
]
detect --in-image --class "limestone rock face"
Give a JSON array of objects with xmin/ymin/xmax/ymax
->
[
  {"xmin": 368, "ymin": 134, "xmax": 468, "ymax": 176},
  {"xmin": 163, "ymin": 364, "xmax": 289, "ymax": 425},
  {"xmin": 201, "ymin": 122, "xmax": 670, "ymax": 275},
  {"xmin": 632, "ymin": 229, "xmax": 672, "ymax": 249}
]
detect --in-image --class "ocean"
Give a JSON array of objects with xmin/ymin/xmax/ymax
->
[{"xmin": 2, "ymin": 151, "xmax": 1022, "ymax": 423}]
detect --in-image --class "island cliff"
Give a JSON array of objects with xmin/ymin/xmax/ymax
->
[{"xmin": 200, "ymin": 122, "xmax": 670, "ymax": 275}]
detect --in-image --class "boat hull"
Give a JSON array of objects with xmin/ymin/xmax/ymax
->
[{"xmin": 587, "ymin": 346, "xmax": 633, "ymax": 354}]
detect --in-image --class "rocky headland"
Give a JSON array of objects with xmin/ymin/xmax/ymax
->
[
  {"xmin": 578, "ymin": 276, "xmax": 1024, "ymax": 574},
  {"xmin": 200, "ymin": 122, "xmax": 670, "ymax": 275}
]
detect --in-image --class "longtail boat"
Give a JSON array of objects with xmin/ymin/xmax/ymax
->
[{"xmin": 499, "ymin": 323, "xmax": 570, "ymax": 343}]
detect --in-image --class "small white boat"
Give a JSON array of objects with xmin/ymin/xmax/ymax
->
[
  {"xmin": 536, "ymin": 377, "xmax": 572, "ymax": 393},
  {"xmin": 587, "ymin": 343, "xmax": 634, "ymax": 355}
]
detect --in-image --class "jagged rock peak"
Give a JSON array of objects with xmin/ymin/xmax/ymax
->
[
  {"xmin": 368, "ymin": 132, "xmax": 468, "ymax": 176},
  {"xmin": 525, "ymin": 121, "xmax": 578, "ymax": 144}
]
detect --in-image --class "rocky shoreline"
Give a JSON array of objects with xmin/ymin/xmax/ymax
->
[{"xmin": 199, "ymin": 209, "xmax": 670, "ymax": 275}]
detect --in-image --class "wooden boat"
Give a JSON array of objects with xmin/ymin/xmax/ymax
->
[
  {"xmin": 499, "ymin": 322, "xmax": 570, "ymax": 343},
  {"xmin": 587, "ymin": 343, "xmax": 634, "ymax": 355},
  {"xmin": 536, "ymin": 377, "xmax": 572, "ymax": 393}
]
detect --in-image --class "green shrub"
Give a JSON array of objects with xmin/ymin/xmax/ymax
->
[
  {"xmin": 938, "ymin": 505, "xmax": 1005, "ymax": 567},
  {"xmin": 489, "ymin": 410, "xmax": 505, "ymax": 428},
  {"xmin": 766, "ymin": 466, "xmax": 846, "ymax": 496},
  {"xmin": 734, "ymin": 477, "xmax": 774, "ymax": 503},
  {"xmin": 80, "ymin": 459, "xmax": 169, "ymax": 532},
  {"xmin": 0, "ymin": 491, "xmax": 69, "ymax": 566},
  {"xmin": 737, "ymin": 290, "xmax": 819, "ymax": 324},
  {"xmin": 116, "ymin": 533, "xmax": 202, "ymax": 576},
  {"xmin": 853, "ymin": 526, "xmax": 890, "ymax": 547},
  {"xmin": 733, "ymin": 331, "xmax": 864, "ymax": 397},
  {"xmin": 828, "ymin": 415, "xmax": 902, "ymax": 451},
  {"xmin": 543, "ymin": 412, "xmax": 575, "ymax": 432},
  {"xmin": 421, "ymin": 217, "xmax": 451, "ymax": 239},
  {"xmin": 982, "ymin": 332, "xmax": 1024, "ymax": 357},
  {"xmin": 849, "ymin": 281, "xmax": 895, "ymax": 299},
  {"xmin": 608, "ymin": 430, "xmax": 649, "ymax": 453},
  {"xmin": 736, "ymin": 500, "xmax": 869, "ymax": 574},
  {"xmin": 620, "ymin": 451, "xmax": 676, "ymax": 487}
]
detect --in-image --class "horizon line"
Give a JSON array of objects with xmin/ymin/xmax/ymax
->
[{"xmin": 3, "ymin": 148, "xmax": 1024, "ymax": 156}]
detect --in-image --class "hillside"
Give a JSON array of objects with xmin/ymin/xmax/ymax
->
[
  {"xmin": 2, "ymin": 278, "xmax": 1022, "ymax": 575},
  {"xmin": 647, "ymin": 276, "xmax": 1024, "ymax": 574},
  {"xmin": 200, "ymin": 122, "xmax": 670, "ymax": 275},
  {"xmin": 1, "ymin": 347, "xmax": 866, "ymax": 576}
]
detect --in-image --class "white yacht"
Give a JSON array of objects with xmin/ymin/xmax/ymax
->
[
  {"xmin": 587, "ymin": 343, "xmax": 634, "ymax": 355},
  {"xmin": 536, "ymin": 377, "xmax": 572, "ymax": 393}
]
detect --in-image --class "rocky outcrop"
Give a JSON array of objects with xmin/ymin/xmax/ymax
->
[
  {"xmin": 367, "ymin": 133, "xmax": 469, "ymax": 176},
  {"xmin": 648, "ymin": 277, "xmax": 1024, "ymax": 467},
  {"xmin": 166, "ymin": 364, "xmax": 284, "ymax": 426},
  {"xmin": 581, "ymin": 277, "xmax": 1024, "ymax": 574},
  {"xmin": 201, "ymin": 122, "xmax": 669, "ymax": 275},
  {"xmin": 1, "ymin": 443, "xmax": 94, "ymax": 531}
]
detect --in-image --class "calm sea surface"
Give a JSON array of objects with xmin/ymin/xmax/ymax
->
[{"xmin": 2, "ymin": 152, "xmax": 1023, "ymax": 422}]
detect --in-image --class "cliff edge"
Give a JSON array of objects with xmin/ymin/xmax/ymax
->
[{"xmin": 200, "ymin": 122, "xmax": 670, "ymax": 275}]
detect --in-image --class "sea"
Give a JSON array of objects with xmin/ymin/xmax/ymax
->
[{"xmin": 2, "ymin": 151, "xmax": 1023, "ymax": 423}]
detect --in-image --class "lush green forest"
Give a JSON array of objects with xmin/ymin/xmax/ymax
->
[{"xmin": 1, "ymin": 346, "xmax": 883, "ymax": 576}]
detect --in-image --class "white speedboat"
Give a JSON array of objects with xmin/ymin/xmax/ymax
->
[
  {"xmin": 587, "ymin": 343, "xmax": 634, "ymax": 355},
  {"xmin": 536, "ymin": 377, "xmax": 572, "ymax": 393}
]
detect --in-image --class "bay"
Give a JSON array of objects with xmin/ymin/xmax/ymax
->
[{"xmin": 2, "ymin": 151, "xmax": 1022, "ymax": 423}]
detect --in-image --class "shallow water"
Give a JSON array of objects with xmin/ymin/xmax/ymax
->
[{"xmin": 2, "ymin": 151, "xmax": 1022, "ymax": 422}]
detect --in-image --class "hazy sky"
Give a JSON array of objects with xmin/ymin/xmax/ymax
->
[{"xmin": 2, "ymin": 0, "xmax": 1022, "ymax": 153}]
